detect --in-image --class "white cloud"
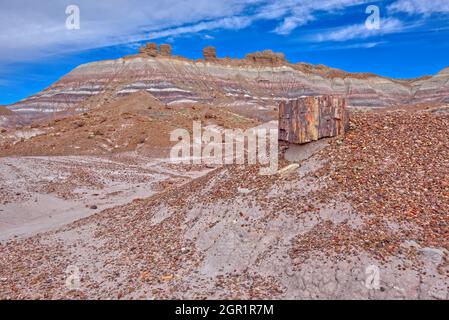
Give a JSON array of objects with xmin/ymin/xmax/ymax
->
[
  {"xmin": 0, "ymin": 0, "xmax": 255, "ymax": 63},
  {"xmin": 313, "ymin": 18, "xmax": 406, "ymax": 42},
  {"xmin": 148, "ymin": 16, "xmax": 253, "ymax": 40},
  {"xmin": 274, "ymin": 14, "xmax": 316, "ymax": 35},
  {"xmin": 145, "ymin": 0, "xmax": 374, "ymax": 41},
  {"xmin": 0, "ymin": 0, "xmax": 440, "ymax": 64},
  {"xmin": 268, "ymin": 0, "xmax": 370, "ymax": 35},
  {"xmin": 305, "ymin": 41, "xmax": 385, "ymax": 51},
  {"xmin": 388, "ymin": 0, "xmax": 449, "ymax": 16},
  {"xmin": 339, "ymin": 41, "xmax": 385, "ymax": 49}
]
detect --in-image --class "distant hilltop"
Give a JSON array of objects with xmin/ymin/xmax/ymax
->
[{"xmin": 138, "ymin": 42, "xmax": 287, "ymax": 66}]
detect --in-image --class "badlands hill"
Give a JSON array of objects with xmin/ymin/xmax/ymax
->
[
  {"xmin": 0, "ymin": 106, "xmax": 22, "ymax": 128},
  {"xmin": 0, "ymin": 91, "xmax": 259, "ymax": 157},
  {"xmin": 5, "ymin": 45, "xmax": 449, "ymax": 124},
  {"xmin": 0, "ymin": 106, "xmax": 14, "ymax": 116}
]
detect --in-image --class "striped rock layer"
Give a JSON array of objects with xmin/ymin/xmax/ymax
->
[{"xmin": 5, "ymin": 51, "xmax": 449, "ymax": 122}]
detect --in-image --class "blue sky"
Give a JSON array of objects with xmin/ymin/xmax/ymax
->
[{"xmin": 1, "ymin": 0, "xmax": 449, "ymax": 105}]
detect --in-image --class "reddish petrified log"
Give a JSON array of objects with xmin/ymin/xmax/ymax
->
[{"xmin": 279, "ymin": 95, "xmax": 349, "ymax": 144}]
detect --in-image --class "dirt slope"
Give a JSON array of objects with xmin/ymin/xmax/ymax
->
[
  {"xmin": 0, "ymin": 91, "xmax": 259, "ymax": 157},
  {"xmin": 0, "ymin": 106, "xmax": 14, "ymax": 116},
  {"xmin": 0, "ymin": 106, "xmax": 18, "ymax": 129}
]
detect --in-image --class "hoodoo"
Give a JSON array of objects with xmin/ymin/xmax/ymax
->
[
  {"xmin": 159, "ymin": 44, "xmax": 173, "ymax": 57},
  {"xmin": 139, "ymin": 42, "xmax": 158, "ymax": 57},
  {"xmin": 203, "ymin": 46, "xmax": 217, "ymax": 61}
]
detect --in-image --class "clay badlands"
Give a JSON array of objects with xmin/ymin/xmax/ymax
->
[{"xmin": 0, "ymin": 45, "xmax": 448, "ymax": 300}]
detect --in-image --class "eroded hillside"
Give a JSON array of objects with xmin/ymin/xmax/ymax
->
[{"xmin": 5, "ymin": 46, "xmax": 449, "ymax": 126}]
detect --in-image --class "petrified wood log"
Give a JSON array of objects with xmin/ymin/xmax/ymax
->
[{"xmin": 279, "ymin": 95, "xmax": 349, "ymax": 144}]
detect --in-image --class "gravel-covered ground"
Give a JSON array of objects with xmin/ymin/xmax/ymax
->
[{"xmin": 0, "ymin": 109, "xmax": 447, "ymax": 300}]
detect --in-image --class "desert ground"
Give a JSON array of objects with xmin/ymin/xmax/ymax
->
[{"xmin": 0, "ymin": 98, "xmax": 447, "ymax": 299}]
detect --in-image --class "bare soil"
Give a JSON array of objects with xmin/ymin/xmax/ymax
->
[{"xmin": 0, "ymin": 102, "xmax": 447, "ymax": 300}]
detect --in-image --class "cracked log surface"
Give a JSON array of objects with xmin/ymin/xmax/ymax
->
[{"xmin": 279, "ymin": 95, "xmax": 349, "ymax": 144}]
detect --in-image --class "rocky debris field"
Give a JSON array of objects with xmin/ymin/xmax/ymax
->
[
  {"xmin": 0, "ymin": 91, "xmax": 259, "ymax": 158},
  {"xmin": 0, "ymin": 108, "xmax": 447, "ymax": 300},
  {"xmin": 314, "ymin": 110, "xmax": 448, "ymax": 258},
  {"xmin": 0, "ymin": 153, "xmax": 212, "ymax": 241}
]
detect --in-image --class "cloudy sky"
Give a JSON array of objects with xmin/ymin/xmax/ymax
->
[{"xmin": 1, "ymin": 0, "xmax": 449, "ymax": 104}]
